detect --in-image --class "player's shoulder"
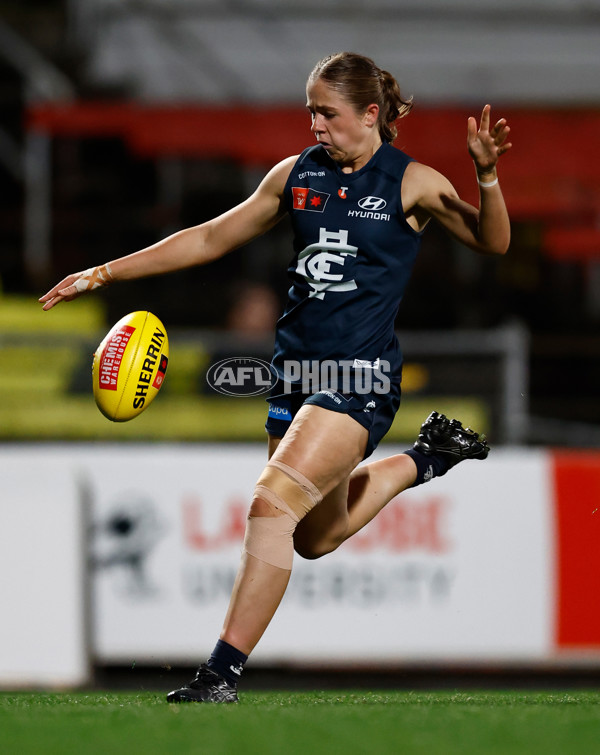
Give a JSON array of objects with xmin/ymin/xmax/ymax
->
[
  {"xmin": 259, "ymin": 154, "xmax": 300, "ymax": 195},
  {"xmin": 403, "ymin": 161, "xmax": 458, "ymax": 213},
  {"xmin": 404, "ymin": 160, "xmax": 453, "ymax": 190},
  {"xmin": 271, "ymin": 154, "xmax": 300, "ymax": 177}
]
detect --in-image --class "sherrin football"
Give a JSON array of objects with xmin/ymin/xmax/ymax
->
[{"xmin": 92, "ymin": 311, "xmax": 169, "ymax": 422}]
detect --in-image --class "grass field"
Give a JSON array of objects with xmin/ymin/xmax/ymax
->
[{"xmin": 2, "ymin": 690, "xmax": 600, "ymax": 754}]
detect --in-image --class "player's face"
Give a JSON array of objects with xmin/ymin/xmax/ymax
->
[{"xmin": 306, "ymin": 78, "xmax": 381, "ymax": 172}]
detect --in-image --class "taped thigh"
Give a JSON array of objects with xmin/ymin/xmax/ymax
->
[{"xmin": 244, "ymin": 461, "xmax": 323, "ymax": 570}]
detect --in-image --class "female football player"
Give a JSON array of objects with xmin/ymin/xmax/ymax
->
[{"xmin": 41, "ymin": 52, "xmax": 511, "ymax": 703}]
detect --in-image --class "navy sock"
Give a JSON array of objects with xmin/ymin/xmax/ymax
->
[
  {"xmin": 403, "ymin": 448, "xmax": 451, "ymax": 487},
  {"xmin": 206, "ymin": 639, "xmax": 248, "ymax": 686}
]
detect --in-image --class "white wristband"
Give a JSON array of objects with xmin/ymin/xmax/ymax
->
[{"xmin": 478, "ymin": 177, "xmax": 499, "ymax": 188}]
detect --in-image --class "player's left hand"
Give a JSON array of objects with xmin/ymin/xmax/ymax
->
[{"xmin": 467, "ymin": 104, "xmax": 512, "ymax": 174}]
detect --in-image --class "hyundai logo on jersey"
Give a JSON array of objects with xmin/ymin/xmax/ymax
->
[{"xmin": 358, "ymin": 196, "xmax": 387, "ymax": 211}]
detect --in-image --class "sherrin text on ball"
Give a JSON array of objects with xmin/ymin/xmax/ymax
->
[{"xmin": 92, "ymin": 311, "xmax": 169, "ymax": 421}]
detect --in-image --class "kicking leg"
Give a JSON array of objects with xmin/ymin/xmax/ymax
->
[
  {"xmin": 294, "ymin": 454, "xmax": 417, "ymax": 557},
  {"xmin": 344, "ymin": 411, "xmax": 489, "ymax": 541},
  {"xmin": 294, "ymin": 411, "xmax": 490, "ymax": 555}
]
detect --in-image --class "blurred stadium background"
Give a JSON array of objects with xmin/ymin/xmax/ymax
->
[{"xmin": 1, "ymin": 0, "xmax": 600, "ymax": 691}]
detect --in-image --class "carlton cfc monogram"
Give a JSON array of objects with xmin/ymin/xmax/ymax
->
[{"xmin": 294, "ymin": 227, "xmax": 358, "ymax": 299}]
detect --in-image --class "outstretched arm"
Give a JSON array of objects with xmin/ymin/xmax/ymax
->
[
  {"xmin": 405, "ymin": 104, "xmax": 512, "ymax": 255},
  {"xmin": 39, "ymin": 155, "xmax": 297, "ymax": 310}
]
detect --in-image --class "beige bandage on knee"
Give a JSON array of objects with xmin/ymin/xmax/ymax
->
[{"xmin": 243, "ymin": 460, "xmax": 323, "ymax": 570}]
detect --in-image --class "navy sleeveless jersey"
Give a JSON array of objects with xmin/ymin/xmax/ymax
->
[{"xmin": 272, "ymin": 142, "xmax": 423, "ymax": 385}]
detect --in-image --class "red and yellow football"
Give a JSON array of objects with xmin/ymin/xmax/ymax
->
[{"xmin": 92, "ymin": 311, "xmax": 169, "ymax": 422}]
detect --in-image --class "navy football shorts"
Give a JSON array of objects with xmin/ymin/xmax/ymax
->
[{"xmin": 265, "ymin": 381, "xmax": 401, "ymax": 459}]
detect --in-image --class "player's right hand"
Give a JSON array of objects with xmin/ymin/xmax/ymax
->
[{"xmin": 39, "ymin": 263, "xmax": 113, "ymax": 311}]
